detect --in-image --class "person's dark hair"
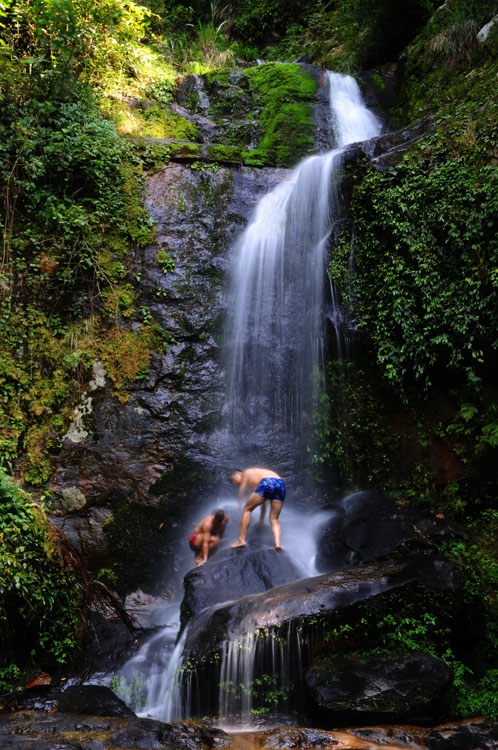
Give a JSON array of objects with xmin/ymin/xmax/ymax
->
[
  {"xmin": 228, "ymin": 470, "xmax": 242, "ymax": 481},
  {"xmin": 213, "ymin": 509, "xmax": 225, "ymax": 523}
]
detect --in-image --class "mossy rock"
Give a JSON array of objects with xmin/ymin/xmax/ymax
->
[{"xmin": 242, "ymin": 62, "xmax": 317, "ymax": 167}]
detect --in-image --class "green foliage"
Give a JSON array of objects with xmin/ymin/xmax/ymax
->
[
  {"xmin": 0, "ymin": 469, "xmax": 81, "ymax": 690},
  {"xmin": 0, "ymin": 0, "xmax": 164, "ymax": 481},
  {"xmin": 328, "ymin": 0, "xmax": 431, "ymax": 71},
  {"xmin": 441, "ymin": 514, "xmax": 498, "ymax": 718},
  {"xmin": 0, "ymin": 0, "xmax": 152, "ymax": 90},
  {"xmin": 311, "ymin": 583, "xmax": 461, "ymax": 685},
  {"xmin": 313, "ymin": 360, "xmax": 400, "ymax": 491},
  {"xmin": 346, "ymin": 114, "xmax": 498, "ymax": 395},
  {"xmin": 451, "ymin": 669, "xmax": 498, "ymax": 720},
  {"xmin": 242, "ymin": 62, "xmax": 316, "ymax": 167},
  {"xmin": 445, "ymin": 511, "xmax": 498, "ymax": 661},
  {"xmin": 110, "ymin": 671, "xmax": 146, "ymax": 712},
  {"xmin": 156, "ymin": 249, "xmax": 175, "ymax": 273},
  {"xmin": 0, "ymin": 90, "xmax": 154, "ymax": 303},
  {"xmin": 219, "ymin": 671, "xmax": 292, "ymax": 715},
  {"xmin": 399, "ymin": 0, "xmax": 497, "ymax": 121},
  {"xmin": 230, "ymin": 0, "xmax": 314, "ymax": 49},
  {"xmin": 314, "ymin": 360, "xmax": 498, "ymax": 516}
]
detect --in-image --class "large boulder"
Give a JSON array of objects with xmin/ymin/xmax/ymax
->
[
  {"xmin": 180, "ymin": 526, "xmax": 302, "ymax": 630},
  {"xmin": 315, "ymin": 491, "xmax": 463, "ymax": 573},
  {"xmin": 57, "ymin": 685, "xmax": 134, "ymax": 717},
  {"xmin": 305, "ymin": 651, "xmax": 453, "ymax": 719},
  {"xmin": 183, "ymin": 554, "xmax": 458, "ymax": 660},
  {"xmin": 349, "ymin": 720, "xmax": 498, "ymax": 750}
]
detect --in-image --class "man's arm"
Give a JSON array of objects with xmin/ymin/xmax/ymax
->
[{"xmin": 238, "ymin": 477, "xmax": 248, "ymax": 506}]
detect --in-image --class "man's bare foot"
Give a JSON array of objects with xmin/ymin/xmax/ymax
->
[
  {"xmin": 275, "ymin": 545, "xmax": 283, "ymax": 551},
  {"xmin": 231, "ymin": 539, "xmax": 247, "ymax": 548}
]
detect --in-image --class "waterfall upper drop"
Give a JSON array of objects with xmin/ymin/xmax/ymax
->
[
  {"xmin": 226, "ymin": 72, "xmax": 381, "ymax": 466},
  {"xmin": 328, "ymin": 72, "xmax": 382, "ymax": 147}
]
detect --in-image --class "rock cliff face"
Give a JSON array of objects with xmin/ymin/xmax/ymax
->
[{"xmin": 50, "ymin": 161, "xmax": 287, "ymax": 590}]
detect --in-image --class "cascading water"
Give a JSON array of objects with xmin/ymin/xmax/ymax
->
[
  {"xmin": 215, "ymin": 71, "xmax": 381, "ymax": 725},
  {"xmin": 113, "ymin": 70, "xmax": 381, "ymax": 727},
  {"xmin": 225, "ymin": 72, "xmax": 381, "ymax": 467}
]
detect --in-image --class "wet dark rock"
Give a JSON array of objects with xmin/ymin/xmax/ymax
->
[
  {"xmin": 1, "ymin": 712, "xmax": 497, "ymax": 750},
  {"xmin": 183, "ymin": 554, "xmax": 458, "ymax": 660},
  {"xmin": 425, "ymin": 719, "xmax": 498, "ymax": 750},
  {"xmin": 298, "ymin": 63, "xmax": 337, "ymax": 153},
  {"xmin": 358, "ymin": 64, "xmax": 399, "ymax": 125},
  {"xmin": 180, "ymin": 534, "xmax": 302, "ymax": 629},
  {"xmin": 315, "ymin": 490, "xmax": 464, "ymax": 574},
  {"xmin": 255, "ymin": 721, "xmax": 498, "ymax": 749},
  {"xmin": 72, "ymin": 610, "xmax": 140, "ymax": 677},
  {"xmin": 57, "ymin": 685, "xmax": 135, "ymax": 717},
  {"xmin": 370, "ymin": 116, "xmax": 435, "ymax": 170},
  {"xmin": 305, "ymin": 651, "xmax": 453, "ymax": 719},
  {"xmin": 349, "ymin": 720, "xmax": 498, "ymax": 750},
  {"xmin": 0, "ymin": 712, "xmax": 231, "ymax": 750},
  {"xmin": 259, "ymin": 726, "xmax": 339, "ymax": 748}
]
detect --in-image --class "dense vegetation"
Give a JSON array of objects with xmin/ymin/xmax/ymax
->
[
  {"xmin": 0, "ymin": 468, "xmax": 80, "ymax": 693},
  {"xmin": 0, "ymin": 0, "xmax": 497, "ymax": 716}
]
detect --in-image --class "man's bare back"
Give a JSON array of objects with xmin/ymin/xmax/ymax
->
[
  {"xmin": 229, "ymin": 467, "xmax": 281, "ymax": 503},
  {"xmin": 228, "ymin": 467, "xmax": 285, "ymax": 550}
]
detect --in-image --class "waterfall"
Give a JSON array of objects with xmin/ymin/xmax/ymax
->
[
  {"xmin": 218, "ymin": 622, "xmax": 311, "ymax": 727},
  {"xmin": 215, "ymin": 71, "xmax": 382, "ymax": 725},
  {"xmin": 225, "ymin": 72, "xmax": 381, "ymax": 465},
  {"xmin": 113, "ymin": 70, "xmax": 381, "ymax": 726}
]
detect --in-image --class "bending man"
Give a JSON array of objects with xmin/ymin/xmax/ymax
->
[
  {"xmin": 229, "ymin": 467, "xmax": 285, "ymax": 550},
  {"xmin": 189, "ymin": 508, "xmax": 229, "ymax": 567}
]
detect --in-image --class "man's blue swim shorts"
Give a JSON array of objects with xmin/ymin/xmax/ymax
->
[{"xmin": 254, "ymin": 477, "xmax": 286, "ymax": 502}]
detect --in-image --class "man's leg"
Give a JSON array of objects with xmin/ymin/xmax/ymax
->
[
  {"xmin": 231, "ymin": 492, "xmax": 264, "ymax": 547},
  {"xmin": 258, "ymin": 500, "xmax": 267, "ymax": 524},
  {"xmin": 269, "ymin": 499, "xmax": 283, "ymax": 550},
  {"xmin": 195, "ymin": 534, "xmax": 221, "ymax": 565}
]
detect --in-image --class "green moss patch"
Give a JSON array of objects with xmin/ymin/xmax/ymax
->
[
  {"xmin": 242, "ymin": 62, "xmax": 317, "ymax": 167},
  {"xmin": 103, "ymin": 97, "xmax": 199, "ymax": 142}
]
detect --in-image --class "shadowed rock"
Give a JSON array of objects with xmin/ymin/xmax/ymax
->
[
  {"xmin": 0, "ymin": 711, "xmax": 231, "ymax": 750},
  {"xmin": 180, "ymin": 524, "xmax": 301, "ymax": 630},
  {"xmin": 315, "ymin": 491, "xmax": 464, "ymax": 574},
  {"xmin": 57, "ymin": 685, "xmax": 135, "ymax": 717},
  {"xmin": 305, "ymin": 651, "xmax": 453, "ymax": 717}
]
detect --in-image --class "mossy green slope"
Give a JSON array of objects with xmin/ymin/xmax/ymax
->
[{"xmin": 242, "ymin": 62, "xmax": 317, "ymax": 167}]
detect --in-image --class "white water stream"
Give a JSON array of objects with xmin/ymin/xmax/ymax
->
[{"xmin": 114, "ymin": 71, "xmax": 381, "ymax": 726}]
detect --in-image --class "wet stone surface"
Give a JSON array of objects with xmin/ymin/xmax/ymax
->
[{"xmin": 1, "ymin": 712, "xmax": 497, "ymax": 750}]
